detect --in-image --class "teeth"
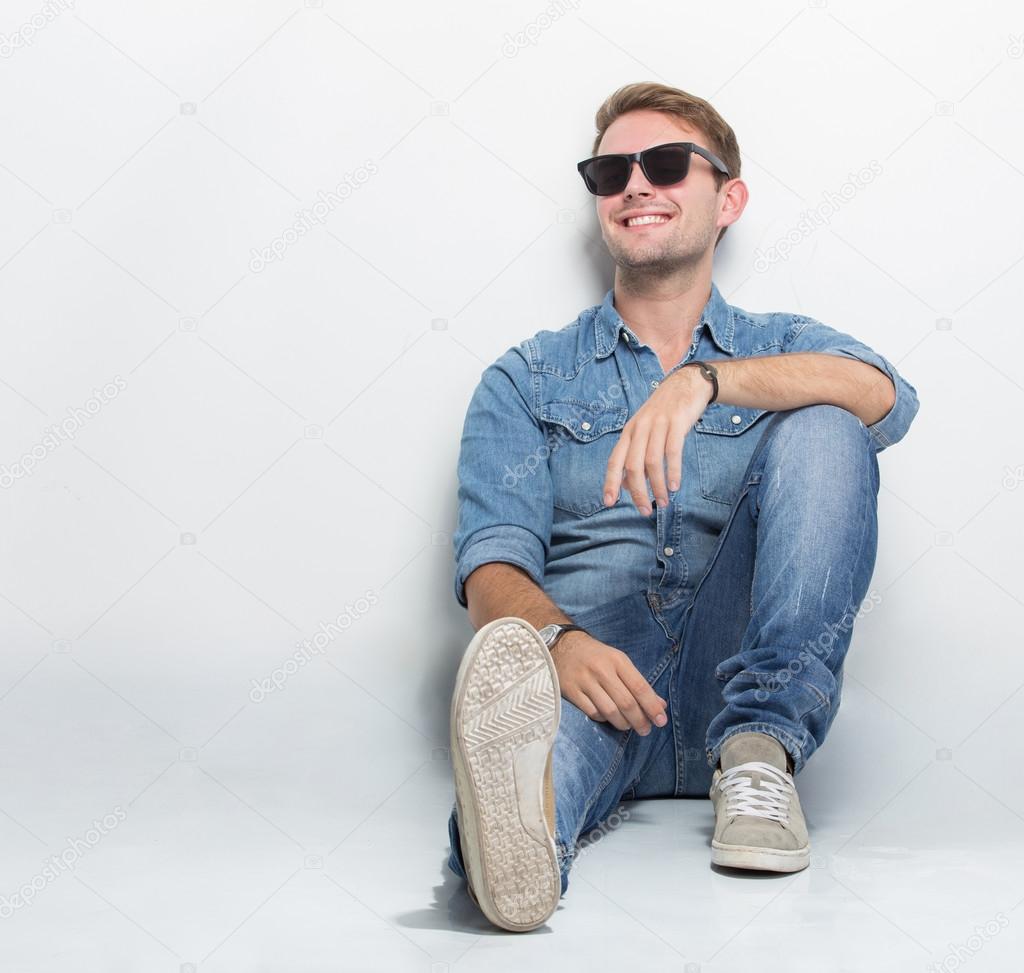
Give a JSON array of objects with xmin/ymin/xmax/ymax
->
[{"xmin": 625, "ymin": 214, "xmax": 670, "ymax": 226}]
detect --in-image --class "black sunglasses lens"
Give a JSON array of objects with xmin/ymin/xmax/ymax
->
[
  {"xmin": 582, "ymin": 144, "xmax": 694, "ymax": 195},
  {"xmin": 643, "ymin": 144, "xmax": 691, "ymax": 185},
  {"xmin": 583, "ymin": 156, "xmax": 630, "ymax": 195}
]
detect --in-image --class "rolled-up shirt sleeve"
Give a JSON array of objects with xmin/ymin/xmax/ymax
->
[
  {"xmin": 783, "ymin": 314, "xmax": 920, "ymax": 452},
  {"xmin": 452, "ymin": 343, "xmax": 552, "ymax": 609}
]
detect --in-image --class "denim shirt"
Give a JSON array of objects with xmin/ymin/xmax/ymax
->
[{"xmin": 452, "ymin": 281, "xmax": 920, "ymax": 618}]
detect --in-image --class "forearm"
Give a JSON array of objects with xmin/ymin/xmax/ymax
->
[
  {"xmin": 699, "ymin": 352, "xmax": 896, "ymax": 427},
  {"xmin": 464, "ymin": 562, "xmax": 572, "ymax": 634}
]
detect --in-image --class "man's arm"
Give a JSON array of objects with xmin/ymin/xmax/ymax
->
[
  {"xmin": 464, "ymin": 562, "xmax": 573, "ymax": 634},
  {"xmin": 603, "ymin": 317, "xmax": 920, "ymax": 511},
  {"xmin": 696, "ymin": 352, "xmax": 895, "ymax": 428},
  {"xmin": 452, "ymin": 347, "xmax": 553, "ymax": 611},
  {"xmin": 451, "ymin": 344, "xmax": 667, "ymax": 734},
  {"xmin": 777, "ymin": 313, "xmax": 920, "ymax": 451},
  {"xmin": 464, "ymin": 562, "xmax": 668, "ymax": 735}
]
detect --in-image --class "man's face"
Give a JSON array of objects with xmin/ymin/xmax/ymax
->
[{"xmin": 594, "ymin": 109, "xmax": 725, "ymax": 274}]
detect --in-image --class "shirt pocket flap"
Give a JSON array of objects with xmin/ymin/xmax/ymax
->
[
  {"xmin": 540, "ymin": 400, "xmax": 629, "ymax": 442},
  {"xmin": 695, "ymin": 403, "xmax": 769, "ymax": 436}
]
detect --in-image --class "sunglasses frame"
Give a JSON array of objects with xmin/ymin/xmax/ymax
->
[{"xmin": 577, "ymin": 141, "xmax": 732, "ymax": 196}]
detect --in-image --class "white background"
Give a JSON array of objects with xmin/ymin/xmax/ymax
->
[{"xmin": 1, "ymin": 1, "xmax": 1022, "ymax": 970}]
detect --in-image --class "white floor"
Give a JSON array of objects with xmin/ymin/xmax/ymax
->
[{"xmin": 2, "ymin": 670, "xmax": 1023, "ymax": 973}]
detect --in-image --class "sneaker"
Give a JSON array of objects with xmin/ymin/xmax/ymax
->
[
  {"xmin": 709, "ymin": 731, "xmax": 810, "ymax": 872},
  {"xmin": 450, "ymin": 617, "xmax": 561, "ymax": 931}
]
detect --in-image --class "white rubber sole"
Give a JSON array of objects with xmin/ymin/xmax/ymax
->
[
  {"xmin": 450, "ymin": 617, "xmax": 561, "ymax": 931},
  {"xmin": 711, "ymin": 840, "xmax": 810, "ymax": 872}
]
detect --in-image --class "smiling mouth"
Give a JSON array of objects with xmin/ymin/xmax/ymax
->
[{"xmin": 621, "ymin": 214, "xmax": 674, "ymax": 229}]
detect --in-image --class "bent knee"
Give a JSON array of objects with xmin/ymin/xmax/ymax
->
[
  {"xmin": 776, "ymin": 403, "xmax": 866, "ymax": 436},
  {"xmin": 766, "ymin": 404, "xmax": 874, "ymax": 466},
  {"xmin": 756, "ymin": 405, "xmax": 879, "ymax": 507}
]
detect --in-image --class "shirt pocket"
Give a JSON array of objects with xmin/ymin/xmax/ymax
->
[
  {"xmin": 540, "ymin": 399, "xmax": 629, "ymax": 517},
  {"xmin": 693, "ymin": 403, "xmax": 772, "ymax": 506}
]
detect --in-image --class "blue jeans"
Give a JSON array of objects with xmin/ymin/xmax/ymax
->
[{"xmin": 446, "ymin": 404, "xmax": 880, "ymax": 896}]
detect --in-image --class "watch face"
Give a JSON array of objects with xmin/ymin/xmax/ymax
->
[{"xmin": 537, "ymin": 624, "xmax": 558, "ymax": 646}]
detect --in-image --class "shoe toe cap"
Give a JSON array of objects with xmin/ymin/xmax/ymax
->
[{"xmin": 722, "ymin": 819, "xmax": 802, "ymax": 850}]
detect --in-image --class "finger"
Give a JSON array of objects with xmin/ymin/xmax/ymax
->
[
  {"xmin": 569, "ymin": 688, "xmax": 603, "ymax": 722},
  {"xmin": 665, "ymin": 418, "xmax": 687, "ymax": 493},
  {"xmin": 617, "ymin": 659, "xmax": 669, "ymax": 728},
  {"xmin": 624, "ymin": 422, "xmax": 653, "ymax": 515},
  {"xmin": 584, "ymin": 682, "xmax": 631, "ymax": 732},
  {"xmin": 603, "ymin": 430, "xmax": 631, "ymax": 507},
  {"xmin": 645, "ymin": 416, "xmax": 670, "ymax": 509},
  {"xmin": 602, "ymin": 673, "xmax": 653, "ymax": 735}
]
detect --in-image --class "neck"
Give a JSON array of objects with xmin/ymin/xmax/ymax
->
[{"xmin": 612, "ymin": 260, "xmax": 714, "ymax": 366}]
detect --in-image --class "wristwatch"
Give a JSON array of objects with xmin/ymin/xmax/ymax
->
[
  {"xmin": 685, "ymin": 359, "xmax": 719, "ymax": 404},
  {"xmin": 537, "ymin": 623, "xmax": 587, "ymax": 650}
]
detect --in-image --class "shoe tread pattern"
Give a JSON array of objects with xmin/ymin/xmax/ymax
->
[{"xmin": 456, "ymin": 621, "xmax": 560, "ymax": 928}]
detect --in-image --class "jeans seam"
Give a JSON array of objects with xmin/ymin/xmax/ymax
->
[
  {"xmin": 579, "ymin": 736, "xmax": 629, "ymax": 844},
  {"xmin": 788, "ymin": 673, "xmax": 832, "ymax": 711},
  {"xmin": 578, "ymin": 645, "xmax": 674, "ymax": 835}
]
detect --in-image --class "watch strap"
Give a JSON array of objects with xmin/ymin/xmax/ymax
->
[
  {"xmin": 686, "ymin": 359, "xmax": 719, "ymax": 404},
  {"xmin": 546, "ymin": 623, "xmax": 587, "ymax": 649}
]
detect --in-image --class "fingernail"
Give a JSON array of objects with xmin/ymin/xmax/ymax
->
[{"xmin": 655, "ymin": 713, "xmax": 667, "ymax": 726}]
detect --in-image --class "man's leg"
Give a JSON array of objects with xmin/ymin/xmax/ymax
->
[
  {"xmin": 446, "ymin": 589, "xmax": 677, "ymax": 912},
  {"xmin": 665, "ymin": 404, "xmax": 879, "ymax": 869}
]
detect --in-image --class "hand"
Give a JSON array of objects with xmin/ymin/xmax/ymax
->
[
  {"xmin": 602, "ymin": 364, "xmax": 713, "ymax": 515},
  {"xmin": 550, "ymin": 631, "xmax": 668, "ymax": 736}
]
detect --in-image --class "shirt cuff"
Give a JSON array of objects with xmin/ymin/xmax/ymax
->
[
  {"xmin": 454, "ymin": 525, "xmax": 547, "ymax": 609},
  {"xmin": 858, "ymin": 357, "xmax": 920, "ymax": 453}
]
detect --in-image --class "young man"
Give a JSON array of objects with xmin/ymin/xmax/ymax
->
[{"xmin": 445, "ymin": 82, "xmax": 919, "ymax": 932}]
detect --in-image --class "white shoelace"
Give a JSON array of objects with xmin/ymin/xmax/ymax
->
[{"xmin": 716, "ymin": 761, "xmax": 795, "ymax": 824}]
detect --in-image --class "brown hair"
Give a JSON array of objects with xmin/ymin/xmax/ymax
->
[{"xmin": 590, "ymin": 82, "xmax": 741, "ymax": 245}]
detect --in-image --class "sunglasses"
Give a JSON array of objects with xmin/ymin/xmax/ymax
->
[{"xmin": 577, "ymin": 141, "xmax": 731, "ymax": 196}]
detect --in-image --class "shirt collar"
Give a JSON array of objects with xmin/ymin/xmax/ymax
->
[{"xmin": 593, "ymin": 281, "xmax": 735, "ymax": 359}]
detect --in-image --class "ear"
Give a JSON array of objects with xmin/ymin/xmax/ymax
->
[{"xmin": 716, "ymin": 177, "xmax": 749, "ymax": 233}]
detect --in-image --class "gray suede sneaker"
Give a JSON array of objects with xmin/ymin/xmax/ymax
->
[
  {"xmin": 709, "ymin": 731, "xmax": 810, "ymax": 872},
  {"xmin": 450, "ymin": 617, "xmax": 561, "ymax": 931}
]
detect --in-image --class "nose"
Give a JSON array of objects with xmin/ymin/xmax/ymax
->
[{"xmin": 622, "ymin": 159, "xmax": 654, "ymax": 199}]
